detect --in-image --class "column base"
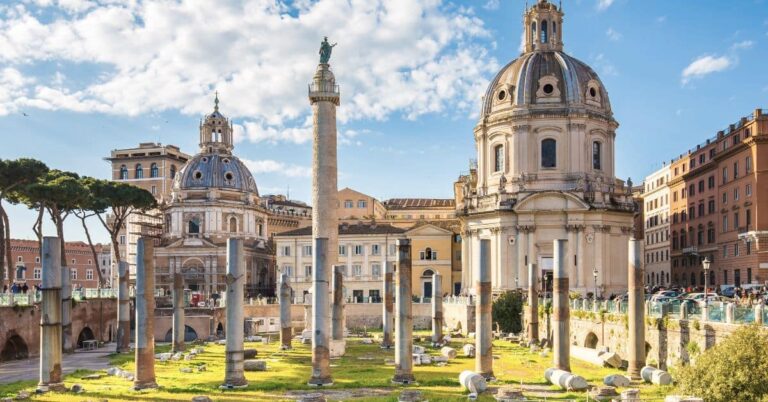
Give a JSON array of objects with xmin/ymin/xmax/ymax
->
[
  {"xmin": 479, "ymin": 372, "xmax": 496, "ymax": 381},
  {"xmin": 307, "ymin": 376, "xmax": 334, "ymax": 387},
  {"xmin": 36, "ymin": 383, "xmax": 66, "ymax": 393},
  {"xmin": 219, "ymin": 382, "xmax": 249, "ymax": 390},
  {"xmin": 133, "ymin": 381, "xmax": 159, "ymax": 391},
  {"xmin": 172, "ymin": 344, "xmax": 185, "ymax": 353},
  {"xmin": 391, "ymin": 374, "xmax": 416, "ymax": 385},
  {"xmin": 380, "ymin": 343, "xmax": 393, "ymax": 349}
]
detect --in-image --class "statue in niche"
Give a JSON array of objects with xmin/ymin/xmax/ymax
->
[
  {"xmin": 498, "ymin": 174, "xmax": 507, "ymax": 193},
  {"xmin": 319, "ymin": 36, "xmax": 337, "ymax": 64}
]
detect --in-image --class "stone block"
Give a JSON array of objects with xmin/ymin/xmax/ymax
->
[
  {"xmin": 463, "ymin": 344, "xmax": 476, "ymax": 357},
  {"xmin": 329, "ymin": 339, "xmax": 346, "ymax": 357},
  {"xmin": 413, "ymin": 345, "xmax": 426, "ymax": 354},
  {"xmin": 398, "ymin": 390, "xmax": 423, "ymax": 402},
  {"xmin": 440, "ymin": 346, "xmax": 457, "ymax": 359},
  {"xmin": 412, "ymin": 353, "xmax": 431, "ymax": 365},
  {"xmin": 459, "ymin": 370, "xmax": 487, "ymax": 397},
  {"xmin": 243, "ymin": 359, "xmax": 267, "ymax": 371},
  {"xmin": 599, "ymin": 351, "xmax": 622, "ymax": 368},
  {"xmin": 180, "ymin": 367, "xmax": 193, "ymax": 373},
  {"xmin": 603, "ymin": 374, "xmax": 631, "ymax": 387},
  {"xmin": 664, "ymin": 397, "xmax": 703, "ymax": 402},
  {"xmin": 495, "ymin": 386, "xmax": 525, "ymax": 401},
  {"xmin": 361, "ymin": 338, "xmax": 373, "ymax": 344},
  {"xmin": 243, "ymin": 349, "xmax": 258, "ymax": 359}
]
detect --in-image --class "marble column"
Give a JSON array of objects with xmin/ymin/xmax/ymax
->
[
  {"xmin": 279, "ymin": 273, "xmax": 292, "ymax": 350},
  {"xmin": 392, "ymin": 239, "xmax": 415, "ymax": 384},
  {"xmin": 134, "ymin": 237, "xmax": 158, "ymax": 390},
  {"xmin": 527, "ymin": 263, "xmax": 539, "ymax": 343},
  {"xmin": 576, "ymin": 227, "xmax": 585, "ymax": 290},
  {"xmin": 552, "ymin": 239, "xmax": 570, "ymax": 372},
  {"xmin": 61, "ymin": 257, "xmax": 72, "ymax": 353},
  {"xmin": 172, "ymin": 272, "xmax": 185, "ymax": 353},
  {"xmin": 381, "ymin": 261, "xmax": 394, "ymax": 349},
  {"xmin": 431, "ymin": 272, "xmax": 443, "ymax": 345},
  {"xmin": 38, "ymin": 237, "xmax": 64, "ymax": 392},
  {"xmin": 116, "ymin": 261, "xmax": 130, "ymax": 353},
  {"xmin": 476, "ymin": 239, "xmax": 494, "ymax": 379},
  {"xmin": 309, "ymin": 237, "xmax": 332, "ymax": 386},
  {"xmin": 331, "ymin": 265, "xmax": 345, "ymax": 341},
  {"xmin": 628, "ymin": 238, "xmax": 645, "ymax": 379},
  {"xmin": 461, "ymin": 230, "xmax": 472, "ymax": 293},
  {"xmin": 222, "ymin": 238, "xmax": 247, "ymax": 389}
]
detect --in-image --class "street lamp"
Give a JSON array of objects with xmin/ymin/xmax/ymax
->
[
  {"xmin": 592, "ymin": 267, "xmax": 599, "ymax": 301},
  {"xmin": 702, "ymin": 256, "xmax": 711, "ymax": 308}
]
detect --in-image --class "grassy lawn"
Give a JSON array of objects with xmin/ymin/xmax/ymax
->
[{"xmin": 0, "ymin": 332, "xmax": 671, "ymax": 401}]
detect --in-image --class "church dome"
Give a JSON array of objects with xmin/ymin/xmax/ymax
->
[
  {"xmin": 174, "ymin": 153, "xmax": 258, "ymax": 195},
  {"xmin": 480, "ymin": 51, "xmax": 612, "ymax": 118}
]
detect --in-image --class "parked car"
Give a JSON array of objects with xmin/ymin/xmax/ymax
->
[{"xmin": 721, "ymin": 286, "xmax": 736, "ymax": 298}]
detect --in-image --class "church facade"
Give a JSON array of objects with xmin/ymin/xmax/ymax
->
[{"xmin": 457, "ymin": 0, "xmax": 636, "ymax": 297}]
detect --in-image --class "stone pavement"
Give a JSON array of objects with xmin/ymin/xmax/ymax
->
[{"xmin": 0, "ymin": 344, "xmax": 115, "ymax": 384}]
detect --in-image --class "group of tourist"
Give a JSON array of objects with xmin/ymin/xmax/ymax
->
[{"xmin": 2, "ymin": 283, "xmax": 32, "ymax": 294}]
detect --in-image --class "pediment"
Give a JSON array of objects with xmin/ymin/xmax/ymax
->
[
  {"xmin": 514, "ymin": 191, "xmax": 590, "ymax": 212},
  {"xmin": 406, "ymin": 223, "xmax": 453, "ymax": 236}
]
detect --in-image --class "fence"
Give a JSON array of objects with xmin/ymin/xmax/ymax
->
[{"xmin": 0, "ymin": 287, "xmax": 119, "ymax": 306}]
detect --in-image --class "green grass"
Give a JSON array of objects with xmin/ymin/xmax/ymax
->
[{"xmin": 0, "ymin": 331, "xmax": 671, "ymax": 401}]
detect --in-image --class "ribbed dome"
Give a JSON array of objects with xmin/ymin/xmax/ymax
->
[
  {"xmin": 480, "ymin": 51, "xmax": 612, "ymax": 118},
  {"xmin": 174, "ymin": 153, "xmax": 258, "ymax": 195}
]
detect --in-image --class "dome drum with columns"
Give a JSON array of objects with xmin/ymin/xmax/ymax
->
[
  {"xmin": 458, "ymin": 0, "xmax": 635, "ymax": 297},
  {"xmin": 154, "ymin": 95, "xmax": 276, "ymax": 298}
]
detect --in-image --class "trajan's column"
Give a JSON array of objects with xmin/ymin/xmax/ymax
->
[{"xmin": 308, "ymin": 36, "xmax": 340, "ymax": 387}]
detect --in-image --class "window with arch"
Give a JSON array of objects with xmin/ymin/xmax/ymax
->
[
  {"xmin": 531, "ymin": 21, "xmax": 536, "ymax": 43},
  {"xmin": 493, "ymin": 144, "xmax": 504, "ymax": 172},
  {"xmin": 150, "ymin": 163, "xmax": 159, "ymax": 178},
  {"xmin": 422, "ymin": 269, "xmax": 435, "ymax": 277},
  {"xmin": 170, "ymin": 165, "xmax": 177, "ymax": 180},
  {"xmin": 541, "ymin": 139, "xmax": 556, "ymax": 168},
  {"xmin": 188, "ymin": 217, "xmax": 201, "ymax": 234},
  {"xmin": 552, "ymin": 21, "xmax": 557, "ymax": 37},
  {"xmin": 592, "ymin": 141, "xmax": 602, "ymax": 170},
  {"xmin": 119, "ymin": 165, "xmax": 128, "ymax": 180},
  {"xmin": 540, "ymin": 20, "xmax": 548, "ymax": 43},
  {"xmin": 228, "ymin": 216, "xmax": 237, "ymax": 233},
  {"xmin": 135, "ymin": 164, "xmax": 144, "ymax": 179}
]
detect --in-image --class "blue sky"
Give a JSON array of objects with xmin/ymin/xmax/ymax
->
[{"xmin": 0, "ymin": 0, "xmax": 766, "ymax": 243}]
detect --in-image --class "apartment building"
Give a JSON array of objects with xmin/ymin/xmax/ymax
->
[{"xmin": 643, "ymin": 165, "xmax": 671, "ymax": 287}]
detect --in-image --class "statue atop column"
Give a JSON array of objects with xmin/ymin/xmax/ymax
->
[{"xmin": 319, "ymin": 36, "xmax": 337, "ymax": 64}]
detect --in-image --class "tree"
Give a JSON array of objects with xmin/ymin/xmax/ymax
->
[
  {"xmin": 89, "ymin": 180, "xmax": 157, "ymax": 267},
  {"xmin": 492, "ymin": 290, "xmax": 524, "ymax": 334},
  {"xmin": 676, "ymin": 325, "xmax": 768, "ymax": 402},
  {"xmin": 33, "ymin": 170, "xmax": 86, "ymax": 271},
  {"xmin": 0, "ymin": 158, "xmax": 48, "ymax": 287},
  {"xmin": 74, "ymin": 177, "xmax": 109, "ymax": 287}
]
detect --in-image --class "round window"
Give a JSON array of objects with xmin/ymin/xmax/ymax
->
[
  {"xmin": 193, "ymin": 171, "xmax": 203, "ymax": 180},
  {"xmin": 497, "ymin": 90, "xmax": 506, "ymax": 101},
  {"xmin": 589, "ymin": 87, "xmax": 597, "ymax": 97},
  {"xmin": 225, "ymin": 172, "xmax": 234, "ymax": 181},
  {"xmin": 543, "ymin": 84, "xmax": 554, "ymax": 94},
  {"xmin": 201, "ymin": 157, "xmax": 208, "ymax": 163},
  {"xmin": 223, "ymin": 158, "xmax": 230, "ymax": 164}
]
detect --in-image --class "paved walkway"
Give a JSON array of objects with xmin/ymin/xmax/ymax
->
[{"xmin": 0, "ymin": 344, "xmax": 115, "ymax": 384}]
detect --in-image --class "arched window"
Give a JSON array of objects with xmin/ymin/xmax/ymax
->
[
  {"xmin": 541, "ymin": 20, "xmax": 548, "ymax": 43},
  {"xmin": 150, "ymin": 163, "xmax": 159, "ymax": 178},
  {"xmin": 592, "ymin": 141, "xmax": 602, "ymax": 170},
  {"xmin": 119, "ymin": 165, "xmax": 128, "ymax": 180},
  {"xmin": 425, "ymin": 247, "xmax": 433, "ymax": 260},
  {"xmin": 553, "ymin": 21, "xmax": 557, "ymax": 37},
  {"xmin": 531, "ymin": 21, "xmax": 537, "ymax": 44},
  {"xmin": 541, "ymin": 139, "xmax": 556, "ymax": 168},
  {"xmin": 422, "ymin": 269, "xmax": 435, "ymax": 277},
  {"xmin": 170, "ymin": 165, "xmax": 177, "ymax": 180},
  {"xmin": 700, "ymin": 272, "xmax": 705, "ymax": 286},
  {"xmin": 188, "ymin": 217, "xmax": 200, "ymax": 234},
  {"xmin": 229, "ymin": 217, "xmax": 237, "ymax": 233},
  {"xmin": 135, "ymin": 164, "xmax": 144, "ymax": 179},
  {"xmin": 494, "ymin": 144, "xmax": 504, "ymax": 172}
]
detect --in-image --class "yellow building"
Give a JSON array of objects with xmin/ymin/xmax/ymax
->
[{"xmin": 407, "ymin": 224, "xmax": 455, "ymax": 297}]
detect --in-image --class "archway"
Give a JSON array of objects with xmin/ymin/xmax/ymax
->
[
  {"xmin": 584, "ymin": 332, "xmax": 599, "ymax": 349},
  {"xmin": 77, "ymin": 327, "xmax": 95, "ymax": 348},
  {"xmin": 164, "ymin": 325, "xmax": 199, "ymax": 342},
  {"xmin": 1, "ymin": 335, "xmax": 29, "ymax": 361}
]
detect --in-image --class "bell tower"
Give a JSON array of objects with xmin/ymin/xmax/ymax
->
[
  {"xmin": 199, "ymin": 92, "xmax": 234, "ymax": 155},
  {"xmin": 523, "ymin": 0, "xmax": 564, "ymax": 53}
]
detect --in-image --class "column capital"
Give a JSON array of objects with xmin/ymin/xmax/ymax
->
[
  {"xmin": 515, "ymin": 224, "xmax": 536, "ymax": 233},
  {"xmin": 592, "ymin": 224, "xmax": 611, "ymax": 233},
  {"xmin": 620, "ymin": 226, "xmax": 634, "ymax": 235},
  {"xmin": 489, "ymin": 227, "xmax": 502, "ymax": 234},
  {"xmin": 512, "ymin": 124, "xmax": 531, "ymax": 132},
  {"xmin": 565, "ymin": 224, "xmax": 586, "ymax": 233}
]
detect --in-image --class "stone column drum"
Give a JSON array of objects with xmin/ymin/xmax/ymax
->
[
  {"xmin": 134, "ymin": 237, "xmax": 158, "ymax": 390},
  {"xmin": 431, "ymin": 272, "xmax": 443, "ymax": 345},
  {"xmin": 392, "ymin": 239, "xmax": 415, "ymax": 384},
  {"xmin": 38, "ymin": 236, "xmax": 64, "ymax": 392},
  {"xmin": 552, "ymin": 239, "xmax": 570, "ymax": 372},
  {"xmin": 222, "ymin": 238, "xmax": 248, "ymax": 389},
  {"xmin": 331, "ymin": 265, "xmax": 345, "ymax": 341},
  {"xmin": 172, "ymin": 272, "xmax": 185, "ymax": 353},
  {"xmin": 61, "ymin": 254, "xmax": 72, "ymax": 354},
  {"xmin": 279, "ymin": 273, "xmax": 293, "ymax": 350},
  {"xmin": 628, "ymin": 238, "xmax": 645, "ymax": 379},
  {"xmin": 476, "ymin": 239, "xmax": 494, "ymax": 379},
  {"xmin": 527, "ymin": 263, "xmax": 539, "ymax": 344},
  {"xmin": 309, "ymin": 237, "xmax": 332, "ymax": 386},
  {"xmin": 381, "ymin": 261, "xmax": 394, "ymax": 349},
  {"xmin": 116, "ymin": 261, "xmax": 130, "ymax": 353}
]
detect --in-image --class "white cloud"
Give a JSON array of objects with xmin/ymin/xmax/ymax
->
[
  {"xmin": 596, "ymin": 0, "xmax": 615, "ymax": 11},
  {"xmin": 0, "ymin": 1, "xmax": 498, "ymax": 143},
  {"xmin": 606, "ymin": 28, "xmax": 622, "ymax": 41},
  {"xmin": 591, "ymin": 54, "xmax": 618, "ymax": 76},
  {"xmin": 681, "ymin": 55, "xmax": 733, "ymax": 85},
  {"xmin": 242, "ymin": 159, "xmax": 311, "ymax": 178},
  {"xmin": 0, "ymin": 67, "xmax": 34, "ymax": 115},
  {"xmin": 483, "ymin": 0, "xmax": 500, "ymax": 11},
  {"xmin": 731, "ymin": 40, "xmax": 754, "ymax": 50}
]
